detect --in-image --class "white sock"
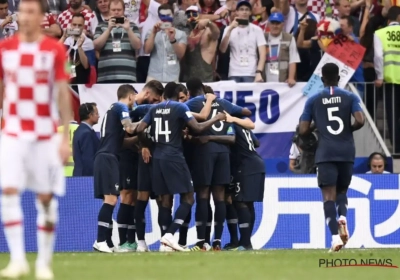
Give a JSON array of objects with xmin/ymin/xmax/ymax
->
[
  {"xmin": 36, "ymin": 199, "xmax": 58, "ymax": 268},
  {"xmin": 1, "ymin": 195, "xmax": 26, "ymax": 262},
  {"xmin": 339, "ymin": 215, "xmax": 347, "ymax": 222},
  {"xmin": 138, "ymin": 240, "xmax": 146, "ymax": 247},
  {"xmin": 332, "ymin": 234, "xmax": 341, "ymax": 243}
]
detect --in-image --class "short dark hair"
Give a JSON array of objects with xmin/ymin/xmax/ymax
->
[
  {"xmin": 79, "ymin": 102, "xmax": 97, "ymax": 121},
  {"xmin": 203, "ymin": 85, "xmax": 214, "ymax": 94},
  {"xmin": 175, "ymin": 84, "xmax": 188, "ymax": 95},
  {"xmin": 321, "ymin": 63, "xmax": 339, "ymax": 83},
  {"xmin": 387, "ymin": 6, "xmax": 400, "ymax": 21},
  {"xmin": 158, "ymin": 3, "xmax": 173, "ymax": 14},
  {"xmin": 20, "ymin": 0, "xmax": 48, "ymax": 13},
  {"xmin": 340, "ymin": 15, "xmax": 354, "ymax": 27},
  {"xmin": 72, "ymin": 13, "xmax": 85, "ymax": 21},
  {"xmin": 186, "ymin": 77, "xmax": 204, "ymax": 97},
  {"xmin": 117, "ymin": 84, "xmax": 136, "ymax": 99},
  {"xmin": 164, "ymin": 82, "xmax": 178, "ymax": 99},
  {"xmin": 144, "ymin": 80, "xmax": 164, "ymax": 96},
  {"xmin": 0, "ymin": 0, "xmax": 8, "ymax": 5}
]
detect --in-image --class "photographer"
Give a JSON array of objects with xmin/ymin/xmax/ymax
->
[
  {"xmin": 290, "ymin": 124, "xmax": 318, "ymax": 174},
  {"xmin": 60, "ymin": 14, "xmax": 96, "ymax": 84},
  {"xmin": 0, "ymin": 0, "xmax": 18, "ymax": 39},
  {"xmin": 93, "ymin": 0, "xmax": 141, "ymax": 83}
]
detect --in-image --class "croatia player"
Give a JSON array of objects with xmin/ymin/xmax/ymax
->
[{"xmin": 0, "ymin": 0, "xmax": 71, "ymax": 278}]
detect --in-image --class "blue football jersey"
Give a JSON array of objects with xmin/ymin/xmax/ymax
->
[
  {"xmin": 142, "ymin": 101, "xmax": 194, "ymax": 163},
  {"xmin": 97, "ymin": 102, "xmax": 130, "ymax": 156},
  {"xmin": 300, "ymin": 86, "xmax": 363, "ymax": 163}
]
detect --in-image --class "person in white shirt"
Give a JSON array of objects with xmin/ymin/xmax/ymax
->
[
  {"xmin": 289, "ymin": 141, "xmax": 301, "ymax": 172},
  {"xmin": 219, "ymin": 0, "xmax": 266, "ymax": 83},
  {"xmin": 0, "ymin": 0, "xmax": 17, "ymax": 38},
  {"xmin": 265, "ymin": 12, "xmax": 300, "ymax": 86},
  {"xmin": 365, "ymin": 152, "xmax": 391, "ymax": 174}
]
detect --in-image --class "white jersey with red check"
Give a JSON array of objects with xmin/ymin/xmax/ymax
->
[
  {"xmin": 57, "ymin": 8, "xmax": 97, "ymax": 35},
  {"xmin": 0, "ymin": 36, "xmax": 69, "ymax": 141}
]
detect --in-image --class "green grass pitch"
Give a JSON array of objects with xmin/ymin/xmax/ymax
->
[{"xmin": 1, "ymin": 249, "xmax": 400, "ymax": 280}]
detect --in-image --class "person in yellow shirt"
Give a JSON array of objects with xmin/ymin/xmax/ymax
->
[{"xmin": 58, "ymin": 113, "xmax": 79, "ymax": 177}]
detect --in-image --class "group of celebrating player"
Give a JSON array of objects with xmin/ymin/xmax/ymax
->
[{"xmin": 92, "ymin": 78, "xmax": 266, "ymax": 253}]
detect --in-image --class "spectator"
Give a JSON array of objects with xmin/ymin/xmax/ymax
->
[
  {"xmin": 58, "ymin": 0, "xmax": 98, "ymax": 38},
  {"xmin": 124, "ymin": 0, "xmax": 140, "ymax": 23},
  {"xmin": 73, "ymin": 103, "xmax": 100, "ymax": 177},
  {"xmin": 198, "ymin": 0, "xmax": 229, "ymax": 28},
  {"xmin": 136, "ymin": 0, "xmax": 168, "ymax": 83},
  {"xmin": 182, "ymin": 6, "xmax": 220, "ymax": 82},
  {"xmin": 60, "ymin": 13, "xmax": 96, "ymax": 84},
  {"xmin": 0, "ymin": 0, "xmax": 17, "ymax": 39},
  {"xmin": 284, "ymin": 0, "xmax": 319, "ymax": 35},
  {"xmin": 289, "ymin": 141, "xmax": 301, "ymax": 172},
  {"xmin": 366, "ymin": 152, "xmax": 390, "ymax": 174},
  {"xmin": 252, "ymin": 0, "xmax": 273, "ymax": 33},
  {"xmin": 265, "ymin": 12, "xmax": 300, "ymax": 86},
  {"xmin": 219, "ymin": 0, "xmax": 266, "ymax": 83},
  {"xmin": 57, "ymin": 114, "xmax": 79, "ymax": 177},
  {"xmin": 334, "ymin": 0, "xmax": 360, "ymax": 36},
  {"xmin": 41, "ymin": 11, "xmax": 62, "ymax": 37},
  {"xmin": 173, "ymin": 0, "xmax": 197, "ymax": 35},
  {"xmin": 374, "ymin": 5, "xmax": 400, "ymax": 154},
  {"xmin": 94, "ymin": 0, "xmax": 141, "ymax": 83},
  {"xmin": 176, "ymin": 83, "xmax": 189, "ymax": 102},
  {"xmin": 144, "ymin": 4, "xmax": 187, "ymax": 82},
  {"xmin": 94, "ymin": 0, "xmax": 111, "ymax": 23}
]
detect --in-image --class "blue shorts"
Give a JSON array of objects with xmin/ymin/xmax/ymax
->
[
  {"xmin": 119, "ymin": 152, "xmax": 139, "ymax": 190},
  {"xmin": 152, "ymin": 159, "xmax": 193, "ymax": 195},
  {"xmin": 94, "ymin": 153, "xmax": 119, "ymax": 199},
  {"xmin": 191, "ymin": 152, "xmax": 231, "ymax": 187},
  {"xmin": 233, "ymin": 172, "xmax": 265, "ymax": 202},
  {"xmin": 317, "ymin": 162, "xmax": 353, "ymax": 192},
  {"xmin": 137, "ymin": 155, "xmax": 152, "ymax": 193}
]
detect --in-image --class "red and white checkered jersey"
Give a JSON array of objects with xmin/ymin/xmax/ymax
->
[
  {"xmin": 41, "ymin": 13, "xmax": 57, "ymax": 29},
  {"xmin": 57, "ymin": 8, "xmax": 97, "ymax": 35},
  {"xmin": 290, "ymin": 0, "xmax": 338, "ymax": 19},
  {"xmin": 0, "ymin": 36, "xmax": 69, "ymax": 141}
]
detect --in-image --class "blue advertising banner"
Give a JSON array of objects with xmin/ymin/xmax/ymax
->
[{"xmin": 0, "ymin": 175, "xmax": 399, "ymax": 252}]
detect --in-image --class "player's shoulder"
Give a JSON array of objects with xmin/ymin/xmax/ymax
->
[{"xmin": 112, "ymin": 102, "xmax": 128, "ymax": 111}]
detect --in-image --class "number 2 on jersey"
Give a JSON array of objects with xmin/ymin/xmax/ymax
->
[
  {"xmin": 211, "ymin": 109, "xmax": 224, "ymax": 132},
  {"xmin": 327, "ymin": 107, "xmax": 344, "ymax": 135},
  {"xmin": 154, "ymin": 118, "xmax": 171, "ymax": 142}
]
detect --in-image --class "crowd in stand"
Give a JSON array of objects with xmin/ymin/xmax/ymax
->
[{"xmin": 0, "ymin": 0, "xmax": 395, "ymax": 87}]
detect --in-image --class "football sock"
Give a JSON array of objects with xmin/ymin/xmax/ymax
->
[
  {"xmin": 235, "ymin": 204, "xmax": 252, "ymax": 247},
  {"xmin": 117, "ymin": 203, "xmax": 130, "ymax": 245},
  {"xmin": 97, "ymin": 203, "xmax": 114, "ymax": 243},
  {"xmin": 167, "ymin": 202, "xmax": 192, "ymax": 234},
  {"xmin": 214, "ymin": 201, "xmax": 226, "ymax": 240},
  {"xmin": 1, "ymin": 195, "xmax": 26, "ymax": 262},
  {"xmin": 36, "ymin": 199, "xmax": 58, "ymax": 268},
  {"xmin": 205, "ymin": 202, "xmax": 212, "ymax": 244},
  {"xmin": 336, "ymin": 193, "xmax": 348, "ymax": 217},
  {"xmin": 324, "ymin": 201, "xmax": 339, "ymax": 235},
  {"xmin": 106, "ymin": 218, "xmax": 114, "ymax": 248},
  {"xmin": 135, "ymin": 200, "xmax": 148, "ymax": 241},
  {"xmin": 127, "ymin": 205, "xmax": 136, "ymax": 244},
  {"xmin": 158, "ymin": 206, "xmax": 172, "ymax": 237},
  {"xmin": 179, "ymin": 209, "xmax": 191, "ymax": 246},
  {"xmin": 195, "ymin": 198, "xmax": 208, "ymax": 242},
  {"xmin": 226, "ymin": 203, "xmax": 239, "ymax": 245}
]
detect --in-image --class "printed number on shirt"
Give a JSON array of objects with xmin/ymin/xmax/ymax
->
[
  {"xmin": 100, "ymin": 112, "xmax": 108, "ymax": 138},
  {"xmin": 327, "ymin": 107, "xmax": 344, "ymax": 135},
  {"xmin": 243, "ymin": 129, "xmax": 256, "ymax": 151},
  {"xmin": 154, "ymin": 118, "xmax": 171, "ymax": 142},
  {"xmin": 211, "ymin": 109, "xmax": 223, "ymax": 132},
  {"xmin": 386, "ymin": 31, "xmax": 400, "ymax": 41}
]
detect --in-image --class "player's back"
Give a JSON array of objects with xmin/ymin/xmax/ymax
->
[
  {"xmin": 310, "ymin": 87, "xmax": 358, "ymax": 163},
  {"xmin": 0, "ymin": 35, "xmax": 69, "ymax": 140},
  {"xmin": 186, "ymin": 95, "xmax": 231, "ymax": 153},
  {"xmin": 97, "ymin": 102, "xmax": 128, "ymax": 156},
  {"xmin": 149, "ymin": 101, "xmax": 188, "ymax": 163}
]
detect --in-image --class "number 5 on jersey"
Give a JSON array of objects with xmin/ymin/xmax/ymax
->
[
  {"xmin": 327, "ymin": 107, "xmax": 344, "ymax": 135},
  {"xmin": 154, "ymin": 118, "xmax": 171, "ymax": 142}
]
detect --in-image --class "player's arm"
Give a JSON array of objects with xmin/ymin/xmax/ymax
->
[
  {"xmin": 298, "ymin": 97, "xmax": 314, "ymax": 136},
  {"xmin": 197, "ymin": 126, "xmax": 236, "ymax": 145},
  {"xmin": 122, "ymin": 133, "xmax": 139, "ymax": 150},
  {"xmin": 219, "ymin": 98, "xmax": 252, "ymax": 117},
  {"xmin": 136, "ymin": 110, "xmax": 152, "ymax": 140},
  {"xmin": 193, "ymin": 93, "xmax": 217, "ymax": 121},
  {"xmin": 351, "ymin": 95, "xmax": 365, "ymax": 132},
  {"xmin": 224, "ymin": 111, "xmax": 255, "ymax": 130},
  {"xmin": 250, "ymin": 130, "xmax": 260, "ymax": 148},
  {"xmin": 185, "ymin": 109, "xmax": 226, "ymax": 133}
]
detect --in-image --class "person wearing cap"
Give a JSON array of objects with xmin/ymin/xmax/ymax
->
[
  {"xmin": 265, "ymin": 12, "xmax": 300, "ymax": 86},
  {"xmin": 219, "ymin": 0, "xmax": 266, "ymax": 83},
  {"xmin": 182, "ymin": 5, "xmax": 220, "ymax": 82}
]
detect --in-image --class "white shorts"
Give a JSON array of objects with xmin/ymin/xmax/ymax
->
[{"xmin": 0, "ymin": 134, "xmax": 65, "ymax": 196}]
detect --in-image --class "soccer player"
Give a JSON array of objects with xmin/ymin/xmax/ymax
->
[
  {"xmin": 136, "ymin": 82, "xmax": 227, "ymax": 251},
  {"xmin": 0, "ymin": 0, "xmax": 71, "ymax": 278},
  {"xmin": 185, "ymin": 77, "xmax": 251, "ymax": 251},
  {"xmin": 299, "ymin": 63, "xmax": 365, "ymax": 252},
  {"xmin": 93, "ymin": 85, "xmax": 139, "ymax": 253},
  {"xmin": 116, "ymin": 82, "xmax": 163, "ymax": 253}
]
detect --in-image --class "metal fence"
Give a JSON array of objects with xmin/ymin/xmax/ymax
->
[{"xmin": 349, "ymin": 82, "xmax": 400, "ymax": 156}]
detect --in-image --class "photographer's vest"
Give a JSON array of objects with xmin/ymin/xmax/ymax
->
[
  {"xmin": 375, "ymin": 23, "xmax": 400, "ymax": 84},
  {"xmin": 58, "ymin": 121, "xmax": 78, "ymax": 177},
  {"xmin": 265, "ymin": 32, "xmax": 292, "ymax": 82}
]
